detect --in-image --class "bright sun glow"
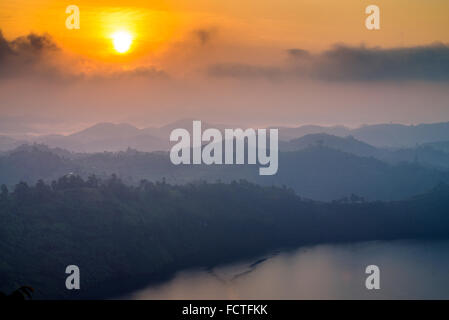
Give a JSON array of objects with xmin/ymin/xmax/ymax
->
[{"xmin": 112, "ymin": 31, "xmax": 133, "ymax": 53}]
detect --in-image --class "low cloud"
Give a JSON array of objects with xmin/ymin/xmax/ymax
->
[
  {"xmin": 2, "ymin": 28, "xmax": 448, "ymax": 84},
  {"xmin": 208, "ymin": 63, "xmax": 282, "ymax": 79},
  {"xmin": 10, "ymin": 32, "xmax": 58, "ymax": 54},
  {"xmin": 0, "ymin": 30, "xmax": 60, "ymax": 78},
  {"xmin": 84, "ymin": 66, "xmax": 169, "ymax": 83},
  {"xmin": 317, "ymin": 43, "xmax": 449, "ymax": 81},
  {"xmin": 209, "ymin": 43, "xmax": 449, "ymax": 82},
  {"xmin": 287, "ymin": 48, "xmax": 310, "ymax": 59},
  {"xmin": 0, "ymin": 30, "xmax": 168, "ymax": 82},
  {"xmin": 192, "ymin": 28, "xmax": 218, "ymax": 46},
  {"xmin": 109, "ymin": 66, "xmax": 168, "ymax": 79}
]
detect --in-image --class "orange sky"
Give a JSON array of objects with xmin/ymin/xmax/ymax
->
[
  {"xmin": 0, "ymin": 1, "xmax": 449, "ymax": 132},
  {"xmin": 1, "ymin": 0, "xmax": 449, "ymax": 69}
]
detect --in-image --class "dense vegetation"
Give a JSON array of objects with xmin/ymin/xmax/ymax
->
[
  {"xmin": 2, "ymin": 144, "xmax": 449, "ymax": 201},
  {"xmin": 1, "ymin": 175, "xmax": 449, "ymax": 299}
]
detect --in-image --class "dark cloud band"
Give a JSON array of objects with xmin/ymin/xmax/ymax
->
[
  {"xmin": 0, "ymin": 30, "xmax": 59, "ymax": 78},
  {"xmin": 209, "ymin": 43, "xmax": 449, "ymax": 82}
]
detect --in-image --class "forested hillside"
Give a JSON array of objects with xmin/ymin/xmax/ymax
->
[
  {"xmin": 2, "ymin": 144, "xmax": 449, "ymax": 201},
  {"xmin": 1, "ymin": 176, "xmax": 449, "ymax": 299}
]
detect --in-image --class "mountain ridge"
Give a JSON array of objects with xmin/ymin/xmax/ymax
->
[
  {"xmin": 1, "ymin": 120, "xmax": 449, "ymax": 152},
  {"xmin": 2, "ymin": 143, "xmax": 449, "ymax": 201}
]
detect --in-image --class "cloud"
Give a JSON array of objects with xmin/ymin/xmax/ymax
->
[
  {"xmin": 0, "ymin": 31, "xmax": 14, "ymax": 59},
  {"xmin": 91, "ymin": 66, "xmax": 169, "ymax": 81},
  {"xmin": 0, "ymin": 30, "xmax": 60, "ymax": 78},
  {"xmin": 0, "ymin": 30, "xmax": 168, "ymax": 82},
  {"xmin": 192, "ymin": 28, "xmax": 218, "ymax": 46},
  {"xmin": 286, "ymin": 48, "xmax": 310, "ymax": 59},
  {"xmin": 208, "ymin": 43, "xmax": 449, "ymax": 82},
  {"xmin": 10, "ymin": 32, "xmax": 58, "ymax": 53},
  {"xmin": 317, "ymin": 43, "xmax": 449, "ymax": 81},
  {"xmin": 208, "ymin": 63, "xmax": 282, "ymax": 79},
  {"xmin": 2, "ymin": 27, "xmax": 448, "ymax": 84}
]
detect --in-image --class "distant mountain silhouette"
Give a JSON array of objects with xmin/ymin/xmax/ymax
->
[
  {"xmin": 0, "ymin": 120, "xmax": 245, "ymax": 153},
  {"xmin": 142, "ymin": 118, "xmax": 233, "ymax": 139},
  {"xmin": 0, "ymin": 135, "xmax": 25, "ymax": 151},
  {"xmin": 272, "ymin": 125, "xmax": 350, "ymax": 141},
  {"xmin": 279, "ymin": 133, "xmax": 449, "ymax": 170},
  {"xmin": 1, "ymin": 120, "xmax": 449, "ymax": 152},
  {"xmin": 0, "ymin": 145, "xmax": 78, "ymax": 185},
  {"xmin": 351, "ymin": 122, "xmax": 449, "ymax": 147},
  {"xmin": 33, "ymin": 123, "xmax": 167, "ymax": 153},
  {"xmin": 280, "ymin": 133, "xmax": 378, "ymax": 157},
  {"xmin": 276, "ymin": 122, "xmax": 449, "ymax": 147},
  {"xmin": 423, "ymin": 140, "xmax": 449, "ymax": 153},
  {"xmin": 68, "ymin": 122, "xmax": 141, "ymax": 141}
]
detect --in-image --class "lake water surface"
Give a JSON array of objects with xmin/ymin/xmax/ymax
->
[{"xmin": 128, "ymin": 240, "xmax": 449, "ymax": 299}]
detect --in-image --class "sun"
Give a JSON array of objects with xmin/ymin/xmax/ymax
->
[{"xmin": 111, "ymin": 31, "xmax": 133, "ymax": 54}]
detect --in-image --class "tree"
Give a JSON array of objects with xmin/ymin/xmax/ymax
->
[
  {"xmin": 14, "ymin": 181, "xmax": 30, "ymax": 202},
  {"xmin": 1, "ymin": 184, "xmax": 8, "ymax": 201},
  {"xmin": 87, "ymin": 175, "xmax": 99, "ymax": 188},
  {"xmin": 35, "ymin": 179, "xmax": 51, "ymax": 201},
  {"xmin": 0, "ymin": 184, "xmax": 9, "ymax": 199}
]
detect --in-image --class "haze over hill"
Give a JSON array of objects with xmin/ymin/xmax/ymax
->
[
  {"xmin": 280, "ymin": 133, "xmax": 378, "ymax": 156},
  {"xmin": 1, "ymin": 0, "xmax": 449, "ymax": 301},
  {"xmin": 280, "ymin": 133, "xmax": 449, "ymax": 169},
  {"xmin": 1, "ymin": 143, "xmax": 449, "ymax": 201},
  {"xmin": 2, "ymin": 120, "xmax": 449, "ymax": 153},
  {"xmin": 274, "ymin": 121, "xmax": 449, "ymax": 147},
  {"xmin": 1, "ymin": 119, "xmax": 449, "ymax": 202}
]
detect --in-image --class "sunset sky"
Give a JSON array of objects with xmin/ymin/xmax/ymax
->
[{"xmin": 1, "ymin": 0, "xmax": 449, "ymax": 134}]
